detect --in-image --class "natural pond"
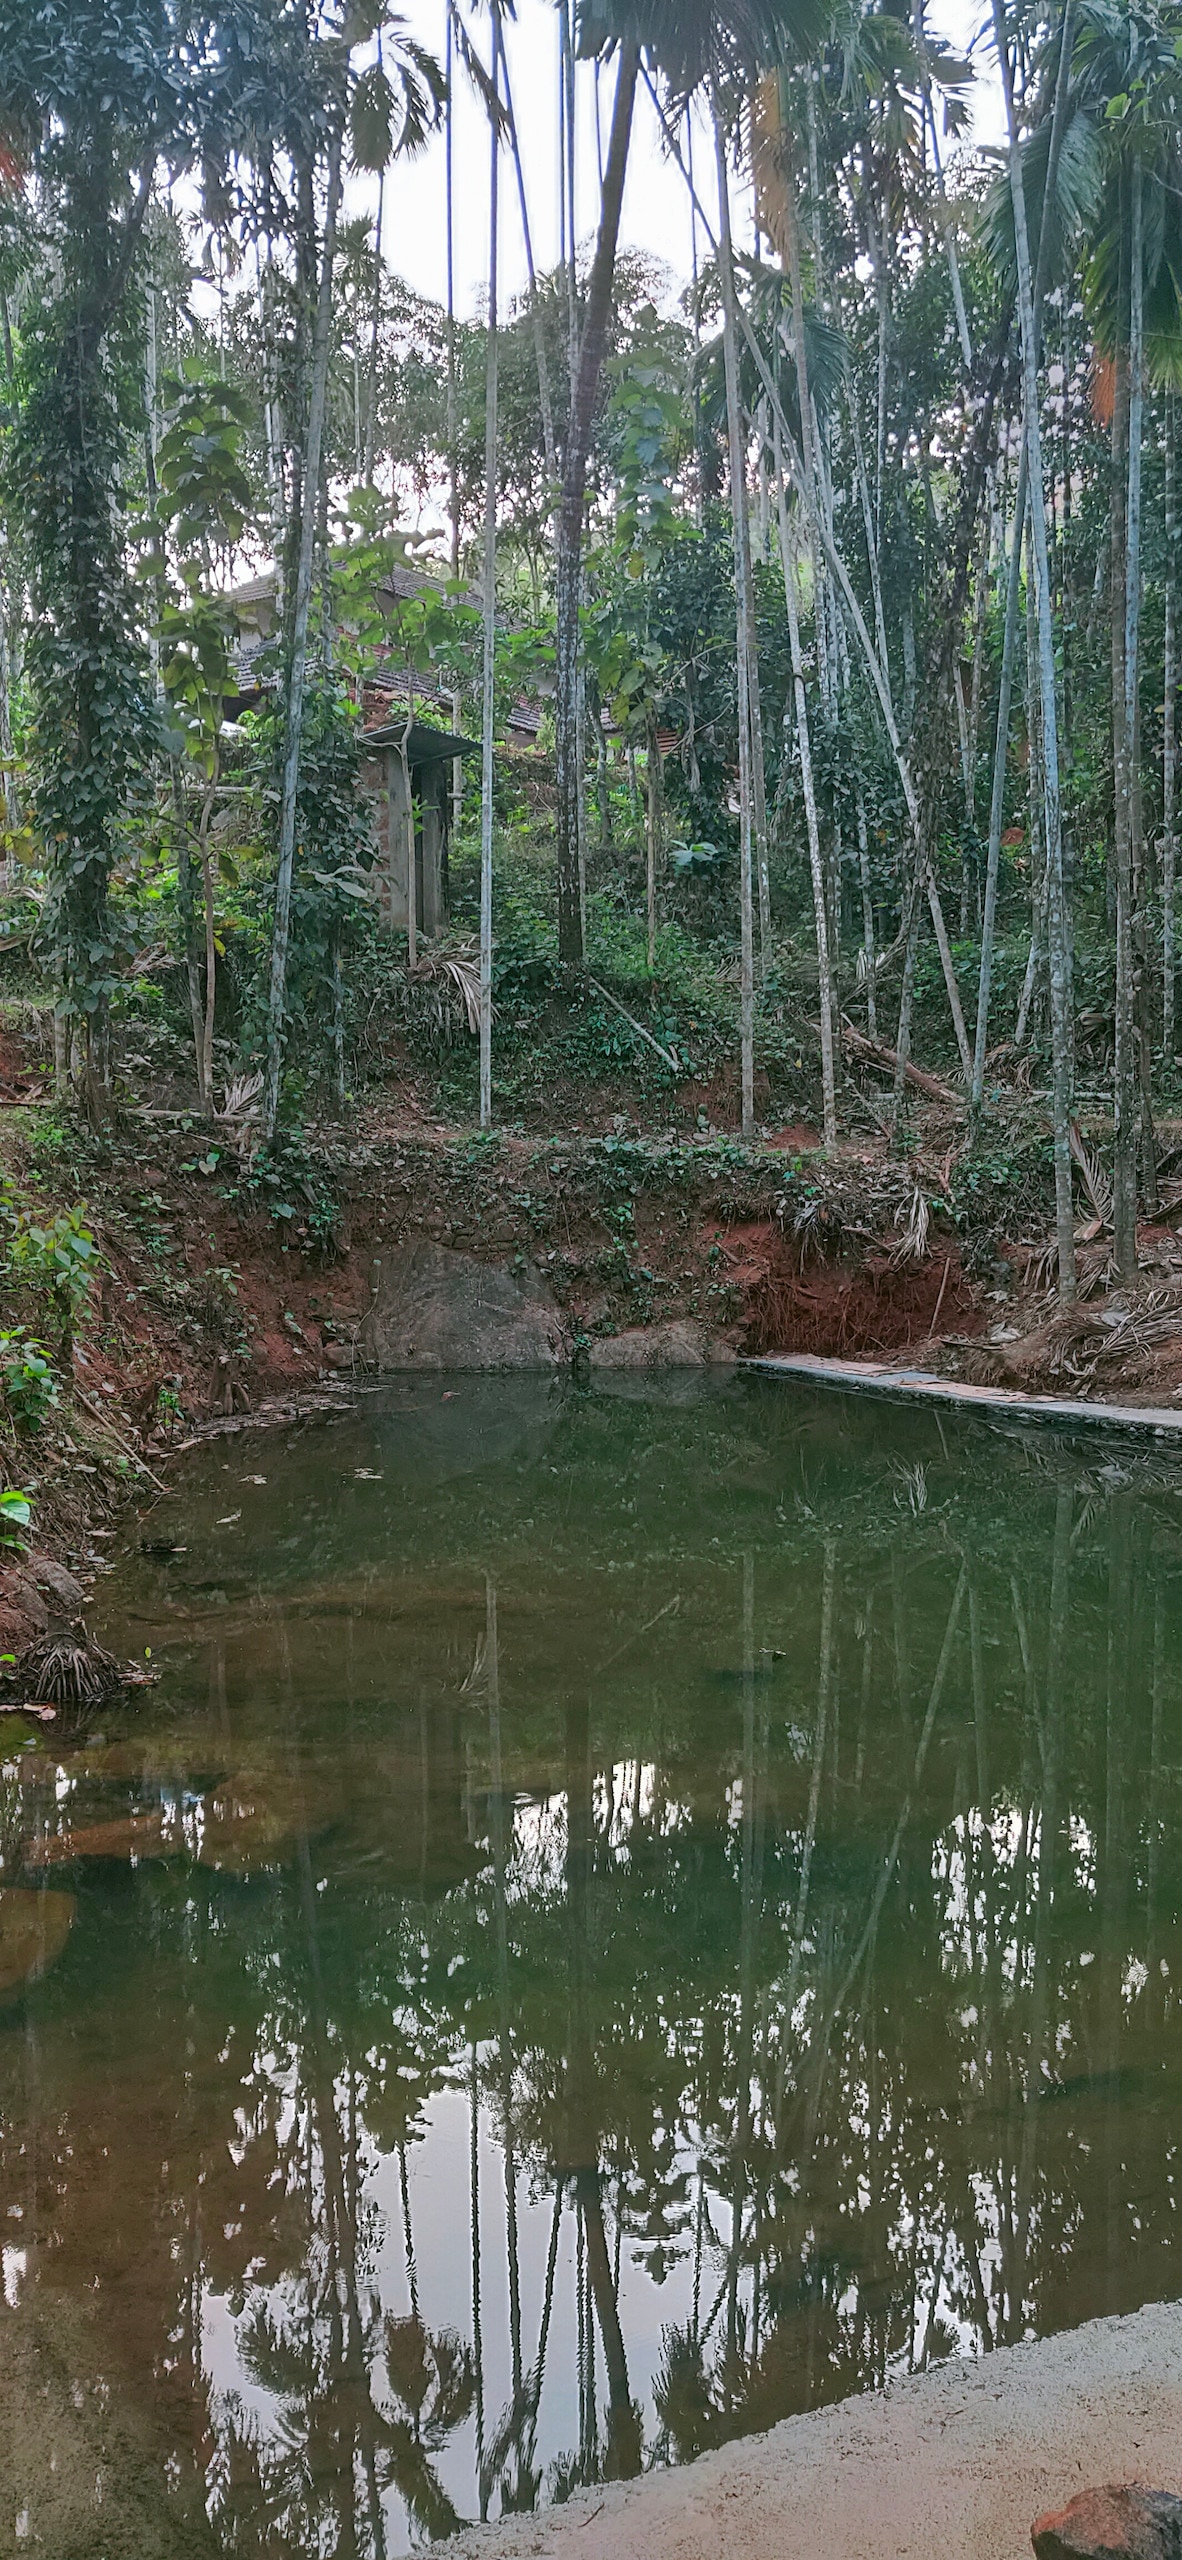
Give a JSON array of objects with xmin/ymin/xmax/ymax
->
[{"xmin": 2, "ymin": 1373, "xmax": 1182, "ymax": 2555}]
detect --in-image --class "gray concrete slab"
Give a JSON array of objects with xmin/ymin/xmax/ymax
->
[{"xmin": 745, "ymin": 1352, "xmax": 1182, "ymax": 1438}]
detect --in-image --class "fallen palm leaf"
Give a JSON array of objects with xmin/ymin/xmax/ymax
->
[
  {"xmin": 407, "ymin": 943, "xmax": 484, "ymax": 1038},
  {"xmin": 219, "ymin": 1070, "xmax": 264, "ymax": 1126},
  {"xmin": 1069, "ymin": 1121, "xmax": 1112, "ymax": 1229},
  {"xmin": 891, "ymin": 1185, "xmax": 931, "ymax": 1265}
]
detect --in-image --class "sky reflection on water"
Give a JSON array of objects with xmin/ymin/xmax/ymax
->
[{"xmin": 1, "ymin": 1373, "xmax": 1181, "ymax": 2554}]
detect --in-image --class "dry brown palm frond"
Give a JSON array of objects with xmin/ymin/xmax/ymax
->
[
  {"xmin": 460, "ymin": 1633, "xmax": 487, "ymax": 1697},
  {"xmin": 219, "ymin": 1071, "xmax": 264, "ymax": 1126},
  {"xmin": 1069, "ymin": 1120, "xmax": 1113, "ymax": 1228},
  {"xmin": 406, "ymin": 943, "xmax": 484, "ymax": 1041},
  {"xmin": 1021, "ymin": 1238, "xmax": 1059, "ymax": 1297},
  {"xmin": 792, "ymin": 1197, "xmax": 827, "ymax": 1267},
  {"xmin": 890, "ymin": 1185, "xmax": 931, "ymax": 1266}
]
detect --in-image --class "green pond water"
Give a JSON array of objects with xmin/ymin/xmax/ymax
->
[{"xmin": 2, "ymin": 1372, "xmax": 1182, "ymax": 2555}]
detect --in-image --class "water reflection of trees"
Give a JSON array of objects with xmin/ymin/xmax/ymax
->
[{"xmin": 3, "ymin": 1388, "xmax": 1182, "ymax": 2553}]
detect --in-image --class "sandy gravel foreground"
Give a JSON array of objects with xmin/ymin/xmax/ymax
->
[{"xmin": 451, "ymin": 2300, "xmax": 1182, "ymax": 2560}]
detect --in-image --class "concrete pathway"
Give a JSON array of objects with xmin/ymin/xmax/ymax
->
[
  {"xmin": 747, "ymin": 1351, "xmax": 1182, "ymax": 1438},
  {"xmin": 451, "ymin": 2300, "xmax": 1182, "ymax": 2560}
]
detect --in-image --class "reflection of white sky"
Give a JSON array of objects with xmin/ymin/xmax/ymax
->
[{"xmin": 204, "ymin": 2071, "xmax": 704, "ymax": 2553}]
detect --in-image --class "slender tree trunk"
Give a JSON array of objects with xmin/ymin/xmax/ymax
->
[
  {"xmin": 994, "ymin": 0, "xmax": 1075, "ymax": 1298},
  {"xmin": 480, "ymin": 75, "xmax": 499, "ymax": 1128},
  {"xmin": 175, "ymin": 774, "xmax": 206, "ymax": 1098},
  {"xmin": 1112, "ymin": 336, "xmax": 1136, "ymax": 1273},
  {"xmin": 198, "ymin": 781, "xmax": 217, "ymax": 1116},
  {"xmin": 650, "ymin": 80, "xmax": 973, "ymax": 1073},
  {"xmin": 870, "ymin": 180, "xmax": 889, "ymax": 565},
  {"xmin": 1015, "ymin": 514, "xmax": 1045, "ymax": 1050},
  {"xmin": 974, "ymin": 1, "xmax": 1075, "ymax": 1119},
  {"xmin": 399, "ymin": 725, "xmax": 417, "ymax": 969},
  {"xmin": 0, "ymin": 576, "xmax": 14, "ymax": 883},
  {"xmin": 780, "ymin": 114, "xmax": 831, "ymax": 711},
  {"xmin": 555, "ymin": 45, "xmax": 639, "ymax": 961},
  {"xmin": 597, "ymin": 699, "xmax": 612, "ymax": 852},
  {"xmin": 332, "ymin": 934, "xmax": 346, "ymax": 1107},
  {"xmin": 445, "ymin": 14, "xmax": 460, "ymax": 582},
  {"xmin": 263, "ymin": 121, "xmax": 344, "ymax": 1142},
  {"xmin": 891, "ymin": 867, "xmax": 926, "ymax": 1139},
  {"xmin": 645, "ymin": 713, "xmax": 661, "ymax": 972},
  {"xmin": 1164, "ymin": 394, "xmax": 1177, "ymax": 1058},
  {"xmin": 714, "ymin": 107, "xmax": 757, "ymax": 1137},
  {"xmin": 495, "ymin": 17, "xmax": 557, "ymax": 484},
  {"xmin": 974, "ymin": 451, "xmax": 1027, "ymax": 1096},
  {"xmin": 775, "ymin": 415, "xmax": 837, "ymax": 1143},
  {"xmin": 363, "ymin": 167, "xmax": 384, "ymax": 486},
  {"xmin": 744, "ymin": 549, "xmax": 772, "ymax": 966},
  {"xmin": 847, "ymin": 372, "xmax": 890, "ymax": 681},
  {"xmin": 1125, "ymin": 169, "xmax": 1157, "ymax": 1214},
  {"xmin": 857, "ymin": 792, "xmax": 877, "ymax": 1038},
  {"xmin": 561, "ymin": 0, "xmax": 578, "ymax": 398}
]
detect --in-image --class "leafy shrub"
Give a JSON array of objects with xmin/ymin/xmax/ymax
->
[
  {"xmin": 0, "ymin": 1332, "xmax": 58, "ymax": 1432},
  {"xmin": 0, "ymin": 1487, "xmax": 32, "ymax": 1552},
  {"xmin": 9, "ymin": 1205, "xmax": 97, "ymax": 1359}
]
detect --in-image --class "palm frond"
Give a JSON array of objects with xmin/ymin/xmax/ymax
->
[
  {"xmin": 981, "ymin": 106, "xmax": 1103, "ymax": 299},
  {"xmin": 577, "ymin": 0, "xmax": 834, "ymax": 99}
]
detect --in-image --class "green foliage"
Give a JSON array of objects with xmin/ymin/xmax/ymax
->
[
  {"xmin": 0, "ymin": 0, "xmax": 176, "ymax": 1072},
  {"xmin": 240, "ymin": 1127, "xmax": 342, "ymax": 1254},
  {"xmin": 0, "ymin": 1332, "xmax": 58, "ymax": 1433},
  {"xmin": 240, "ymin": 685, "xmax": 375, "ymax": 1077},
  {"xmin": 9, "ymin": 1204, "xmax": 97, "ymax": 1351},
  {"xmin": 0, "ymin": 1486, "xmax": 32, "ymax": 1552},
  {"xmin": 149, "ymin": 366, "xmax": 257, "ymax": 778}
]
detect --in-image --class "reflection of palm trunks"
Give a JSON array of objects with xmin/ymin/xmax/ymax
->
[
  {"xmin": 562, "ymin": 1694, "xmax": 641, "ymax": 2478},
  {"xmin": 14, "ymin": 1383, "xmax": 1182, "ymax": 2538},
  {"xmin": 576, "ymin": 2165, "xmax": 641, "ymax": 2478}
]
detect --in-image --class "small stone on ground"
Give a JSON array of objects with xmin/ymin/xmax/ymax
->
[{"xmin": 1033, "ymin": 2488, "xmax": 1182, "ymax": 2560}]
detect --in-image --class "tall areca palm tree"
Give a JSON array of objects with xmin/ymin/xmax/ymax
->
[
  {"xmin": 554, "ymin": 0, "xmax": 833, "ymax": 966},
  {"xmin": 991, "ymin": 0, "xmax": 1078, "ymax": 1298},
  {"xmin": 1070, "ymin": 0, "xmax": 1182, "ymax": 1268},
  {"xmin": 262, "ymin": 1, "xmax": 444, "ymax": 1141},
  {"xmin": 998, "ymin": 0, "xmax": 1182, "ymax": 1271}
]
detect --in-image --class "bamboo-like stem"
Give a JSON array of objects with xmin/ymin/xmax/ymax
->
[
  {"xmin": 646, "ymin": 78, "xmax": 973, "ymax": 1080},
  {"xmin": 494, "ymin": 15, "xmax": 557, "ymax": 484},
  {"xmin": 974, "ymin": 3, "xmax": 1075, "ymax": 1114},
  {"xmin": 713, "ymin": 106, "xmax": 756, "ymax": 1137},
  {"xmin": 993, "ymin": 0, "xmax": 1075, "ymax": 1299},
  {"xmin": 479, "ymin": 55, "xmax": 499, "ymax": 1130},
  {"xmin": 263, "ymin": 117, "xmax": 344, "ymax": 1144},
  {"xmin": 857, "ymin": 793, "xmax": 877, "ymax": 1038},
  {"xmin": 555, "ymin": 43, "xmax": 639, "ymax": 962},
  {"xmin": 1125, "ymin": 166, "xmax": 1157, "ymax": 1215},
  {"xmin": 445, "ymin": 9, "xmax": 459, "ymax": 580},
  {"xmin": 775, "ymin": 412, "xmax": 837, "ymax": 1142},
  {"xmin": 645, "ymin": 712, "xmax": 660, "ymax": 973},
  {"xmin": 1164, "ymin": 394, "xmax": 1177, "ymax": 1058}
]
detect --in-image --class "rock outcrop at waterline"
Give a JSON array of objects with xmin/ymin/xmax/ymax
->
[
  {"xmin": 360, "ymin": 1240, "xmax": 741, "ymax": 1372},
  {"xmin": 362, "ymin": 1239, "xmax": 568, "ymax": 1369}
]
